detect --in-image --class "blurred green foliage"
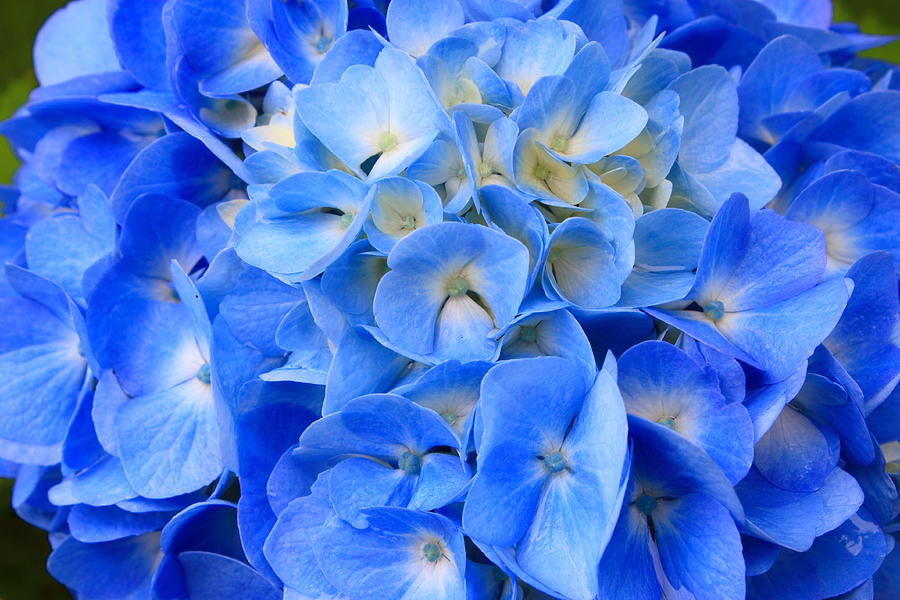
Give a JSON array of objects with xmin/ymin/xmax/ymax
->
[
  {"xmin": 0, "ymin": 1, "xmax": 68, "ymax": 186},
  {"xmin": 0, "ymin": 479, "xmax": 68, "ymax": 599},
  {"xmin": 0, "ymin": 1, "xmax": 896, "ymax": 599},
  {"xmin": 834, "ymin": 0, "xmax": 900, "ymax": 62}
]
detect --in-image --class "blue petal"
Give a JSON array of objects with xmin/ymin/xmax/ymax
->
[
  {"xmin": 737, "ymin": 35, "xmax": 823, "ymax": 145},
  {"xmin": 247, "ymin": 0, "xmax": 348, "ymax": 85},
  {"xmin": 0, "ymin": 298, "xmax": 86, "ymax": 462},
  {"xmin": 498, "ymin": 309, "xmax": 597, "ymax": 381},
  {"xmin": 597, "ymin": 504, "xmax": 660, "ymax": 600},
  {"xmin": 231, "ymin": 380, "xmax": 323, "ymax": 492},
  {"xmin": 463, "ymin": 357, "xmax": 589, "ymax": 546},
  {"xmin": 47, "ymin": 534, "xmax": 159, "ymax": 600},
  {"xmin": 33, "ymin": 0, "xmax": 120, "ymax": 86},
  {"xmin": 236, "ymin": 171, "xmax": 371, "ymax": 280},
  {"xmin": 178, "ymin": 551, "xmax": 281, "ymax": 600},
  {"xmin": 560, "ymin": 92, "xmax": 648, "ymax": 164},
  {"xmin": 687, "ymin": 139, "xmax": 782, "ymax": 214},
  {"xmin": 168, "ymin": 0, "xmax": 281, "ymax": 95},
  {"xmin": 619, "ymin": 341, "xmax": 753, "ymax": 483},
  {"xmin": 756, "ymin": 0, "xmax": 832, "ymax": 28},
  {"xmin": 169, "ymin": 261, "xmax": 212, "ymax": 360},
  {"xmin": 516, "ymin": 357, "xmax": 627, "ymax": 599},
  {"xmin": 116, "ymin": 378, "xmax": 221, "ymax": 498},
  {"xmin": 364, "ymin": 177, "xmax": 444, "ymax": 253},
  {"xmin": 618, "ymin": 208, "xmax": 707, "ymax": 308},
  {"xmin": 323, "ymin": 326, "xmax": 416, "ymax": 415},
  {"xmin": 737, "ymin": 466, "xmax": 863, "ymax": 552},
  {"xmin": 220, "ymin": 267, "xmax": 306, "ymax": 356},
  {"xmin": 55, "ymin": 131, "xmax": 146, "ymax": 197},
  {"xmin": 630, "ymin": 415, "xmax": 743, "ymax": 520},
  {"xmin": 714, "ymin": 276, "xmax": 851, "ymax": 377},
  {"xmin": 374, "ymin": 222, "xmax": 529, "ymax": 361},
  {"xmin": 231, "ymin": 380, "xmax": 322, "ymax": 577},
  {"xmin": 743, "ymin": 364, "xmax": 807, "ymax": 442},
  {"xmin": 264, "ymin": 472, "xmax": 338, "ymax": 597},
  {"xmin": 793, "ymin": 373, "xmax": 873, "ymax": 466},
  {"xmin": 543, "ymin": 217, "xmax": 621, "ymax": 309},
  {"xmin": 48, "ymin": 454, "xmax": 136, "ymax": 507},
  {"xmin": 321, "ymin": 240, "xmax": 387, "ymax": 320},
  {"xmin": 754, "ymin": 406, "xmax": 836, "ymax": 493},
  {"xmin": 701, "ymin": 206, "xmax": 826, "ymax": 311},
  {"xmin": 494, "ymin": 19, "xmax": 577, "ymax": 96},
  {"xmin": 513, "ymin": 128, "xmax": 589, "ymax": 206},
  {"xmin": 386, "ymin": 0, "xmax": 466, "ymax": 57},
  {"xmin": 315, "ymin": 507, "xmax": 466, "ymax": 600},
  {"xmin": 479, "ymin": 185, "xmax": 547, "ymax": 289},
  {"xmin": 550, "ymin": 0, "xmax": 628, "ymax": 65},
  {"xmin": 295, "ymin": 48, "xmax": 445, "ymax": 178},
  {"xmin": 576, "ymin": 309, "xmax": 656, "ymax": 360},
  {"xmin": 669, "ymin": 65, "xmax": 738, "ymax": 173},
  {"xmin": 154, "ymin": 501, "xmax": 249, "ymax": 599},
  {"xmin": 513, "ymin": 76, "xmax": 578, "ymax": 140},
  {"xmin": 810, "ymin": 91, "xmax": 900, "ymax": 163},
  {"xmin": 328, "ymin": 457, "xmax": 412, "ymax": 527},
  {"xmin": 825, "ymin": 251, "xmax": 900, "ymax": 408},
  {"xmin": 108, "ymin": 0, "xmax": 169, "ymax": 89},
  {"xmin": 118, "ymin": 193, "xmax": 202, "ymax": 281},
  {"xmin": 94, "ymin": 295, "xmax": 203, "ymax": 397},
  {"xmin": 311, "ymin": 29, "xmax": 384, "ymax": 86},
  {"xmin": 399, "ymin": 360, "xmax": 492, "ymax": 445},
  {"xmin": 786, "ymin": 171, "xmax": 900, "ymax": 275},
  {"xmin": 298, "ymin": 393, "xmax": 459, "ymax": 462},
  {"xmin": 805, "ymin": 509, "xmax": 888, "ymax": 598},
  {"xmin": 111, "ymin": 133, "xmax": 235, "ymax": 224},
  {"xmin": 689, "ymin": 193, "xmax": 751, "ymax": 304},
  {"xmin": 825, "ymin": 150, "xmax": 900, "ymax": 193},
  {"xmin": 653, "ymin": 493, "xmax": 745, "ymax": 600},
  {"xmin": 409, "ymin": 452, "xmax": 471, "ymax": 511},
  {"xmin": 462, "ymin": 439, "xmax": 547, "ymax": 548},
  {"xmin": 68, "ymin": 504, "xmax": 172, "ymax": 544},
  {"xmin": 62, "ymin": 390, "xmax": 104, "ymax": 472}
]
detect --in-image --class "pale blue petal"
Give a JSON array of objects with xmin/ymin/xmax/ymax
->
[
  {"xmin": 543, "ymin": 217, "xmax": 621, "ymax": 309},
  {"xmin": 323, "ymin": 326, "xmax": 415, "ymax": 415},
  {"xmin": 315, "ymin": 508, "xmax": 466, "ymax": 600},
  {"xmin": 495, "ymin": 19, "xmax": 577, "ymax": 96},
  {"xmin": 653, "ymin": 494, "xmax": 745, "ymax": 600},
  {"xmin": 328, "ymin": 458, "xmax": 411, "ymax": 528},
  {"xmin": 669, "ymin": 65, "xmax": 739, "ymax": 173},
  {"xmin": 34, "ymin": 0, "xmax": 120, "ymax": 86},
  {"xmin": 517, "ymin": 361, "xmax": 627, "ymax": 599},
  {"xmin": 264, "ymin": 472, "xmax": 338, "ymax": 597},
  {"xmin": 461, "ymin": 440, "xmax": 546, "ymax": 547},
  {"xmin": 717, "ymin": 277, "xmax": 851, "ymax": 378},
  {"xmin": 116, "ymin": 378, "xmax": 221, "ymax": 498},
  {"xmin": 754, "ymin": 406, "xmax": 836, "ymax": 493},
  {"xmin": 630, "ymin": 415, "xmax": 743, "ymax": 520},
  {"xmin": 558, "ymin": 92, "xmax": 648, "ymax": 164},
  {"xmin": 409, "ymin": 452, "xmax": 470, "ymax": 510},
  {"xmin": 386, "ymin": 0, "xmax": 466, "ymax": 56},
  {"xmin": 179, "ymin": 551, "xmax": 281, "ymax": 600}
]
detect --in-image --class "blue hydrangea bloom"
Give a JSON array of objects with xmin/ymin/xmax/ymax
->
[
  {"xmin": 648, "ymin": 193, "xmax": 851, "ymax": 379},
  {"xmin": 373, "ymin": 222, "xmax": 530, "ymax": 362},
  {"xmin": 2, "ymin": 0, "xmax": 900, "ymax": 598},
  {"xmin": 463, "ymin": 355, "xmax": 627, "ymax": 599}
]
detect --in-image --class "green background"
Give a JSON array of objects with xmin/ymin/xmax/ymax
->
[{"xmin": 0, "ymin": 1, "xmax": 897, "ymax": 599}]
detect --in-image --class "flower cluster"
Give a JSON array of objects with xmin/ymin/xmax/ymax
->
[{"xmin": 1, "ymin": 0, "xmax": 899, "ymax": 599}]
